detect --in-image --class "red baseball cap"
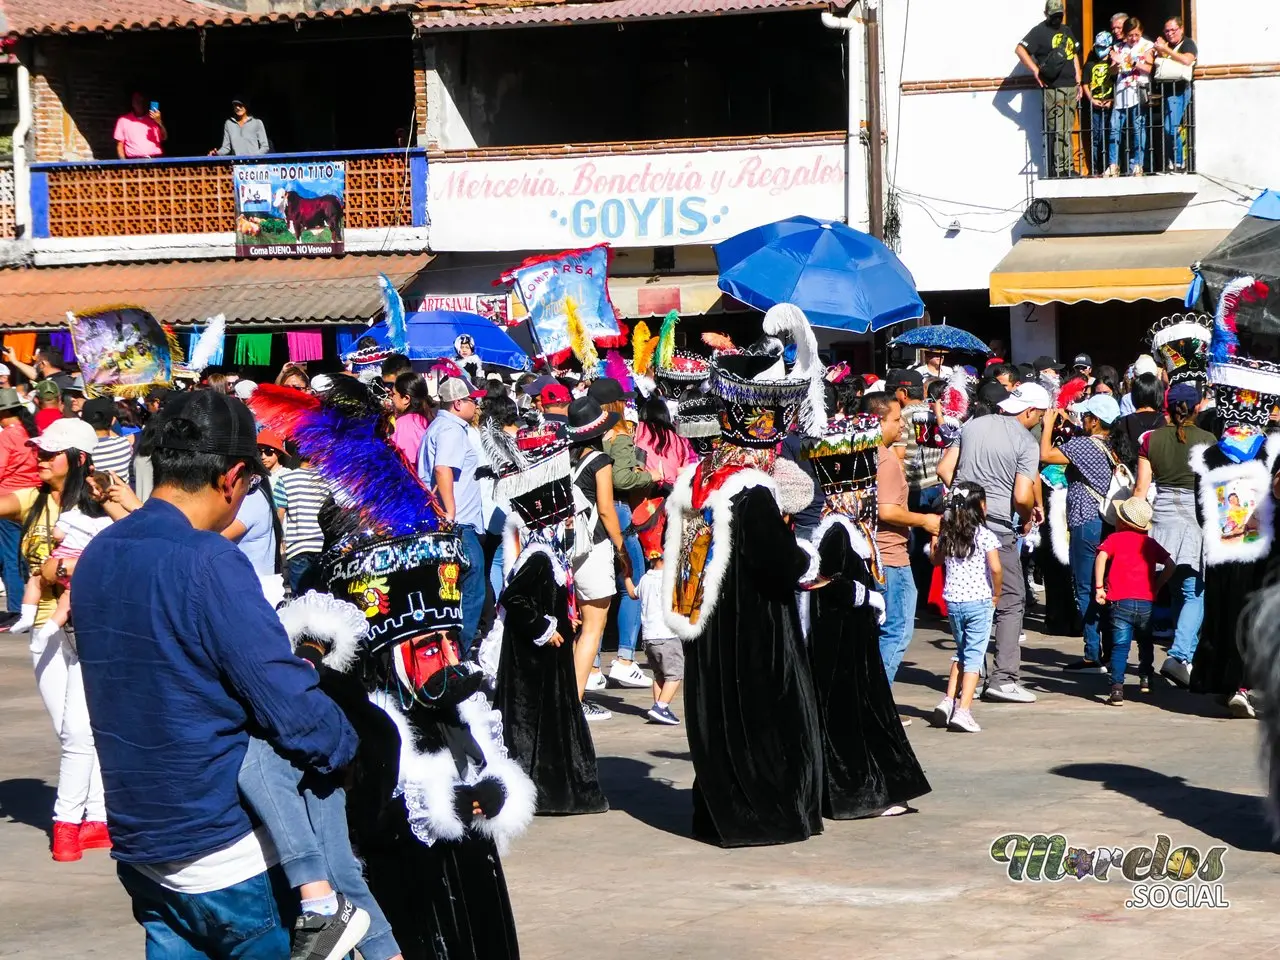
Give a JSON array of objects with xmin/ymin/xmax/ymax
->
[{"xmin": 541, "ymin": 384, "xmax": 571, "ymax": 404}]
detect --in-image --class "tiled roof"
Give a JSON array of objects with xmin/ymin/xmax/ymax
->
[
  {"xmin": 1, "ymin": 0, "xmax": 431, "ymax": 36},
  {"xmin": 418, "ymin": 0, "xmax": 820, "ymax": 29},
  {"xmin": 0, "ymin": 253, "xmax": 433, "ymax": 327}
]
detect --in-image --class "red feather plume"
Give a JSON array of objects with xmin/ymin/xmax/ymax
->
[
  {"xmin": 247, "ymin": 384, "xmax": 321, "ymax": 438},
  {"xmin": 1055, "ymin": 377, "xmax": 1090, "ymax": 411}
]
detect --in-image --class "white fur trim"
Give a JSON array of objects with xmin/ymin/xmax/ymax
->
[
  {"xmin": 531, "ymin": 615, "xmax": 558, "ymax": 647},
  {"xmin": 476, "ymin": 616, "xmax": 503, "ymax": 686},
  {"xmin": 661, "ymin": 465, "xmax": 778, "ymax": 641},
  {"xmin": 796, "ymin": 538, "xmax": 821, "ymax": 586},
  {"xmin": 1048, "ymin": 487, "xmax": 1070, "ymax": 567},
  {"xmin": 277, "ymin": 592, "xmax": 367, "ymax": 674},
  {"xmin": 370, "ymin": 691, "xmax": 466, "ymax": 845},
  {"xmin": 456, "ymin": 694, "xmax": 536, "ymax": 854},
  {"xmin": 1191, "ymin": 442, "xmax": 1276, "ymax": 567},
  {"xmin": 808, "ymin": 512, "xmax": 872, "ymax": 561},
  {"xmin": 503, "ymin": 539, "xmax": 568, "ymax": 587}
]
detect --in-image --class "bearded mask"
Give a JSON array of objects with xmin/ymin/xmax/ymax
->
[{"xmin": 390, "ymin": 629, "xmax": 485, "ymax": 707}]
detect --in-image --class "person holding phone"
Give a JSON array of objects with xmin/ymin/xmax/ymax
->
[{"xmin": 113, "ymin": 92, "xmax": 166, "ymax": 160}]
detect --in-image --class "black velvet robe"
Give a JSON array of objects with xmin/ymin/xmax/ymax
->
[
  {"xmin": 808, "ymin": 518, "xmax": 931, "ymax": 819},
  {"xmin": 667, "ymin": 476, "xmax": 824, "ymax": 848},
  {"xmin": 494, "ymin": 548, "xmax": 608, "ymax": 815},
  {"xmin": 329, "ymin": 671, "xmax": 521, "ymax": 960}
]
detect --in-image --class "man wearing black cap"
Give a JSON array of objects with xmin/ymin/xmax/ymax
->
[
  {"xmin": 73, "ymin": 392, "xmax": 356, "ymax": 958},
  {"xmin": 1072, "ymin": 353, "xmax": 1094, "ymax": 383},
  {"xmin": 209, "ymin": 98, "xmax": 270, "ymax": 157}
]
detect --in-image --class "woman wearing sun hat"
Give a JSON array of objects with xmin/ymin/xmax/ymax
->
[{"xmin": 565, "ymin": 396, "xmax": 631, "ymax": 720}]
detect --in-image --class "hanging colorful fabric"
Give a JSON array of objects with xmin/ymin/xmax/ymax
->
[
  {"xmin": 234, "ymin": 333, "xmax": 273, "ymax": 366},
  {"xmin": 48, "ymin": 330, "xmax": 77, "ymax": 365},
  {"xmin": 3, "ymin": 333, "xmax": 35, "ymax": 364},
  {"xmin": 287, "ymin": 330, "xmax": 324, "ymax": 363}
]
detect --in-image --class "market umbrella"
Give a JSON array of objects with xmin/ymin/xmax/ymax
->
[
  {"xmin": 714, "ymin": 215, "xmax": 926, "ymax": 332},
  {"xmin": 889, "ymin": 324, "xmax": 991, "ymax": 354}
]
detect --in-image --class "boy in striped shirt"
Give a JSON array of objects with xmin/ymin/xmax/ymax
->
[{"xmin": 274, "ymin": 453, "xmax": 331, "ymax": 594}]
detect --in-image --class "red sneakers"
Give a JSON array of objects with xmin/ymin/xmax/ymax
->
[
  {"xmin": 51, "ymin": 821, "xmax": 82, "ymax": 862},
  {"xmin": 79, "ymin": 821, "xmax": 112, "ymax": 851}
]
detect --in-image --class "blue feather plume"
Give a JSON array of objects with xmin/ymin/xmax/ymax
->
[
  {"xmin": 291, "ymin": 404, "xmax": 438, "ymax": 536},
  {"xmin": 378, "ymin": 273, "xmax": 408, "ymax": 356}
]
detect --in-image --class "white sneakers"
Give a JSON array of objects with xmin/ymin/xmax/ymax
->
[
  {"xmin": 608, "ymin": 660, "xmax": 652, "ymax": 688},
  {"xmin": 982, "ymin": 682, "xmax": 1037, "ymax": 703},
  {"xmin": 585, "ymin": 670, "xmax": 607, "ymax": 692}
]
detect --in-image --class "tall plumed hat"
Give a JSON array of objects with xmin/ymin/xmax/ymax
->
[
  {"xmin": 801, "ymin": 414, "xmax": 882, "ymax": 517},
  {"xmin": 652, "ymin": 312, "xmax": 711, "ymax": 387},
  {"xmin": 707, "ymin": 303, "xmax": 826, "ymax": 448},
  {"xmin": 1207, "ymin": 275, "xmax": 1280, "ymax": 429},
  {"xmin": 1148, "ymin": 312, "xmax": 1212, "ymax": 385},
  {"xmin": 484, "ymin": 423, "xmax": 575, "ymax": 532}
]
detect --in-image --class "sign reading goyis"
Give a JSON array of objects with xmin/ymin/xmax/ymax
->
[
  {"xmin": 500, "ymin": 244, "xmax": 626, "ymax": 366},
  {"xmin": 431, "ymin": 143, "xmax": 845, "ymax": 251}
]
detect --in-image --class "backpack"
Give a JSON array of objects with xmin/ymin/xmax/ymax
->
[
  {"xmin": 569, "ymin": 451, "xmax": 605, "ymax": 562},
  {"xmin": 1085, "ymin": 436, "xmax": 1135, "ymax": 525},
  {"xmin": 1037, "ymin": 30, "xmax": 1075, "ymax": 86}
]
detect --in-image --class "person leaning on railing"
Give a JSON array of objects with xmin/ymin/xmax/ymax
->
[{"xmin": 1154, "ymin": 16, "xmax": 1198, "ymax": 173}]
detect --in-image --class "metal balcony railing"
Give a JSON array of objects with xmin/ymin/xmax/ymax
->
[{"xmin": 1039, "ymin": 80, "xmax": 1196, "ymax": 180}]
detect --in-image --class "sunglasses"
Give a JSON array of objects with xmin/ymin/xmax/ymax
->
[
  {"xmin": 257, "ymin": 446, "xmax": 279, "ymax": 457},
  {"xmin": 35, "ymin": 448, "xmax": 64, "ymax": 461}
]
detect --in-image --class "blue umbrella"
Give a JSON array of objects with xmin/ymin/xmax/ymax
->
[
  {"xmin": 347, "ymin": 311, "xmax": 531, "ymax": 370},
  {"xmin": 714, "ymin": 215, "xmax": 925, "ymax": 332},
  {"xmin": 889, "ymin": 324, "xmax": 991, "ymax": 354}
]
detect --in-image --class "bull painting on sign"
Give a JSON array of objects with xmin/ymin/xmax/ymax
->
[{"xmin": 234, "ymin": 161, "xmax": 346, "ymax": 257}]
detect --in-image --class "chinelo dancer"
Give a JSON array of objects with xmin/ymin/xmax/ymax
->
[
  {"xmin": 662, "ymin": 303, "xmax": 826, "ymax": 848},
  {"xmin": 478, "ymin": 420, "xmax": 609, "ymax": 816},
  {"xmin": 803, "ymin": 413, "xmax": 931, "ymax": 818}
]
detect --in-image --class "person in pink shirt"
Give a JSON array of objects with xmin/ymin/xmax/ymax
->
[
  {"xmin": 113, "ymin": 92, "xmax": 167, "ymax": 160},
  {"xmin": 0, "ymin": 388, "xmax": 39, "ymax": 626},
  {"xmin": 632, "ymin": 393, "xmax": 696, "ymax": 558},
  {"xmin": 388, "ymin": 371, "xmax": 434, "ymax": 467}
]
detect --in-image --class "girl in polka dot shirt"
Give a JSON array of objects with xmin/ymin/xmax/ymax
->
[{"xmin": 929, "ymin": 482, "xmax": 1003, "ymax": 733}]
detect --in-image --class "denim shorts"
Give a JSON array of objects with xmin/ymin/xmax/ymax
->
[{"xmin": 947, "ymin": 599, "xmax": 995, "ymax": 674}]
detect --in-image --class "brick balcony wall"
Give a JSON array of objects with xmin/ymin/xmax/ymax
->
[{"xmin": 32, "ymin": 40, "xmax": 118, "ymax": 162}]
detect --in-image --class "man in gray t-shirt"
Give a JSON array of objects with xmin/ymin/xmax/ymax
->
[{"xmin": 939, "ymin": 383, "xmax": 1049, "ymax": 703}]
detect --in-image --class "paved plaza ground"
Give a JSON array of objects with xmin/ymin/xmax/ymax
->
[{"xmin": 1, "ymin": 606, "xmax": 1275, "ymax": 959}]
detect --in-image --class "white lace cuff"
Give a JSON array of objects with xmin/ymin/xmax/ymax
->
[
  {"xmin": 532, "ymin": 615, "xmax": 558, "ymax": 647},
  {"xmin": 796, "ymin": 539, "xmax": 821, "ymax": 587}
]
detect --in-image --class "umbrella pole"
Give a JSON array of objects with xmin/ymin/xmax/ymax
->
[{"xmin": 525, "ymin": 317, "xmax": 554, "ymax": 374}]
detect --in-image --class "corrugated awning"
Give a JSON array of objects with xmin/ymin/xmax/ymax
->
[
  {"xmin": 509, "ymin": 274, "xmax": 725, "ymax": 321},
  {"xmin": 417, "ymin": 0, "xmax": 819, "ymax": 30},
  {"xmin": 0, "ymin": 253, "xmax": 433, "ymax": 328},
  {"xmin": 989, "ymin": 230, "xmax": 1231, "ymax": 307}
]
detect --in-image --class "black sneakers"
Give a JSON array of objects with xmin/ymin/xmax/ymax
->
[{"xmin": 291, "ymin": 894, "xmax": 370, "ymax": 960}]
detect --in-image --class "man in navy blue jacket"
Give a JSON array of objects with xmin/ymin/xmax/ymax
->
[{"xmin": 74, "ymin": 391, "xmax": 357, "ymax": 959}]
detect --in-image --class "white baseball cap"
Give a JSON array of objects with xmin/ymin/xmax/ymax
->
[
  {"xmin": 998, "ymin": 382, "xmax": 1052, "ymax": 414},
  {"xmin": 28, "ymin": 417, "xmax": 98, "ymax": 455},
  {"xmin": 0, "ymin": 363, "xmax": 10, "ymax": 376}
]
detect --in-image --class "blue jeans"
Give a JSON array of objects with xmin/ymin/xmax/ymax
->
[
  {"xmin": 117, "ymin": 862, "xmax": 292, "ymax": 960},
  {"xmin": 1109, "ymin": 104, "xmax": 1146, "ymax": 171},
  {"xmin": 1068, "ymin": 516, "xmax": 1104, "ymax": 662},
  {"xmin": 947, "ymin": 600, "xmax": 994, "ymax": 674},
  {"xmin": 876, "ymin": 564, "xmax": 917, "ymax": 684},
  {"xmin": 238, "ymin": 738, "xmax": 399, "ymax": 960},
  {"xmin": 908, "ymin": 486, "xmax": 944, "ymax": 605},
  {"xmin": 459, "ymin": 524, "xmax": 486, "ymax": 657},
  {"xmin": 287, "ymin": 553, "xmax": 320, "ymax": 596},
  {"xmin": 1168, "ymin": 565, "xmax": 1205, "ymax": 664},
  {"xmin": 613, "ymin": 501, "xmax": 644, "ymax": 660},
  {"xmin": 489, "ymin": 537, "xmax": 506, "ymax": 601},
  {"xmin": 1163, "ymin": 86, "xmax": 1191, "ymax": 168},
  {"xmin": 1108, "ymin": 599, "xmax": 1154, "ymax": 685},
  {"xmin": 0, "ymin": 518, "xmax": 24, "ymax": 613},
  {"xmin": 1090, "ymin": 104, "xmax": 1110, "ymax": 175}
]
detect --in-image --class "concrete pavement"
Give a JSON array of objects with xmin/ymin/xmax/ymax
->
[{"xmin": 0, "ymin": 613, "xmax": 1271, "ymax": 958}]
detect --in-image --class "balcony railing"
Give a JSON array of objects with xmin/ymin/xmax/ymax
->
[
  {"xmin": 1039, "ymin": 80, "xmax": 1195, "ymax": 180},
  {"xmin": 29, "ymin": 148, "xmax": 427, "ymax": 240}
]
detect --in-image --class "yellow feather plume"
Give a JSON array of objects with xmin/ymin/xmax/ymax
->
[
  {"xmin": 565, "ymin": 296, "xmax": 598, "ymax": 372},
  {"xmin": 631, "ymin": 321, "xmax": 653, "ymax": 375}
]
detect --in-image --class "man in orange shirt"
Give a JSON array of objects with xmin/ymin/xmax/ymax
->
[{"xmin": 863, "ymin": 392, "xmax": 941, "ymax": 686}]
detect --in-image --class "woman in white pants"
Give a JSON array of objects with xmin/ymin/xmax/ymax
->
[{"xmin": 0, "ymin": 418, "xmax": 132, "ymax": 862}]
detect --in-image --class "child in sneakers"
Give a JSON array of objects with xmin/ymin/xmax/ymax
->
[
  {"xmin": 1094, "ymin": 496, "xmax": 1173, "ymax": 706},
  {"xmin": 637, "ymin": 552, "xmax": 682, "ymax": 724},
  {"xmin": 930, "ymin": 482, "xmax": 1002, "ymax": 733}
]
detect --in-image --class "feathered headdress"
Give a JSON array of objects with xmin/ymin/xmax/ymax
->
[
  {"xmin": 603, "ymin": 351, "xmax": 633, "ymax": 393},
  {"xmin": 656, "ymin": 310, "xmax": 678, "ymax": 371},
  {"xmin": 247, "ymin": 382, "xmax": 439, "ymax": 539},
  {"xmin": 377, "ymin": 272, "xmax": 408, "ymax": 357},
  {"xmin": 1054, "ymin": 376, "xmax": 1090, "ymax": 412},
  {"xmin": 701, "ymin": 331, "xmax": 735, "ymax": 353},
  {"xmin": 188, "ymin": 314, "xmax": 226, "ymax": 375},
  {"xmin": 566, "ymin": 296, "xmax": 599, "ymax": 372},
  {"xmin": 631, "ymin": 321, "xmax": 655, "ymax": 376},
  {"xmin": 762, "ymin": 303, "xmax": 826, "ymax": 437},
  {"xmin": 941, "ymin": 369, "xmax": 970, "ymax": 425}
]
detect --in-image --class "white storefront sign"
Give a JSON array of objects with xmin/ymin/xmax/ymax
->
[{"xmin": 428, "ymin": 143, "xmax": 846, "ymax": 251}]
